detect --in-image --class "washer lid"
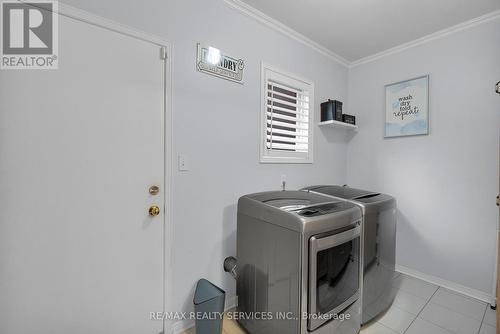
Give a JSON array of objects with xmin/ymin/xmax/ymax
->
[
  {"xmin": 303, "ymin": 185, "xmax": 378, "ymax": 200},
  {"xmin": 263, "ymin": 198, "xmax": 312, "ymax": 212},
  {"xmin": 238, "ymin": 190, "xmax": 362, "ymax": 233},
  {"xmin": 294, "ymin": 202, "xmax": 349, "ymax": 217},
  {"xmin": 252, "ymin": 190, "xmax": 341, "ymax": 210},
  {"xmin": 241, "ymin": 190, "xmax": 351, "ymax": 216}
]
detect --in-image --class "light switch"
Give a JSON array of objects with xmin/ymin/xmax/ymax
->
[{"xmin": 178, "ymin": 154, "xmax": 189, "ymax": 171}]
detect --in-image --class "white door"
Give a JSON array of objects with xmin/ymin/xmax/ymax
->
[{"xmin": 0, "ymin": 12, "xmax": 166, "ymax": 334}]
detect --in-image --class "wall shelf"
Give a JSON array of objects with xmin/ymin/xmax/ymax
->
[{"xmin": 318, "ymin": 120, "xmax": 358, "ymax": 130}]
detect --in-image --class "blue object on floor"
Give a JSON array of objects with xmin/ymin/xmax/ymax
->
[{"xmin": 193, "ymin": 279, "xmax": 225, "ymax": 334}]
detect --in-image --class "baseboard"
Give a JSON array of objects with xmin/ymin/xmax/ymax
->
[
  {"xmin": 396, "ymin": 264, "xmax": 495, "ymax": 305},
  {"xmin": 171, "ymin": 295, "xmax": 237, "ymax": 334}
]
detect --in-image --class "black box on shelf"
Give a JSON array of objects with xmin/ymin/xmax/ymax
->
[
  {"xmin": 342, "ymin": 114, "xmax": 356, "ymax": 125},
  {"xmin": 320, "ymin": 99, "xmax": 343, "ymax": 122},
  {"xmin": 320, "ymin": 100, "xmax": 334, "ymax": 121}
]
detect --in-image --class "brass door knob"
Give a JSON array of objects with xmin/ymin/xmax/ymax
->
[
  {"xmin": 149, "ymin": 205, "xmax": 160, "ymax": 216},
  {"xmin": 149, "ymin": 185, "xmax": 160, "ymax": 195}
]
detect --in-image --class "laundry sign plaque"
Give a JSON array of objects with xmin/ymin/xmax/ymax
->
[
  {"xmin": 385, "ymin": 75, "xmax": 429, "ymax": 138},
  {"xmin": 196, "ymin": 43, "xmax": 244, "ymax": 83}
]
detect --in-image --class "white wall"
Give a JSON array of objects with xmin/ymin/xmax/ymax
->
[
  {"xmin": 346, "ymin": 19, "xmax": 500, "ymax": 298},
  {"xmin": 59, "ymin": 0, "xmax": 350, "ymax": 329},
  {"xmin": 49, "ymin": 0, "xmax": 500, "ymax": 323}
]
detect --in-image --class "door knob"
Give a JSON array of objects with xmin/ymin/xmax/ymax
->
[{"xmin": 149, "ymin": 205, "xmax": 160, "ymax": 216}]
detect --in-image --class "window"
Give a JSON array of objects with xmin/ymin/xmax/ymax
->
[{"xmin": 260, "ymin": 63, "xmax": 314, "ymax": 163}]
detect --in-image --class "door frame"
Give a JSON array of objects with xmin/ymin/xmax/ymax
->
[{"xmin": 21, "ymin": 2, "xmax": 174, "ymax": 333}]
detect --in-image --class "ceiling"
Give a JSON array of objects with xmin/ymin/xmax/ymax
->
[{"xmin": 239, "ymin": 0, "xmax": 500, "ymax": 62}]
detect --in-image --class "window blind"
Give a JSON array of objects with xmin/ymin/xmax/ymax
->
[{"xmin": 266, "ymin": 80, "xmax": 310, "ymax": 153}]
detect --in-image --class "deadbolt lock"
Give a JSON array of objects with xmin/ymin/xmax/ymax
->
[
  {"xmin": 149, "ymin": 185, "xmax": 160, "ymax": 195},
  {"xmin": 149, "ymin": 205, "xmax": 160, "ymax": 217}
]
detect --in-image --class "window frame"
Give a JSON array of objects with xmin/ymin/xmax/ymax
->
[{"xmin": 260, "ymin": 63, "xmax": 314, "ymax": 164}]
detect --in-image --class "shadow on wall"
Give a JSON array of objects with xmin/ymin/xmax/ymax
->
[
  {"xmin": 319, "ymin": 126, "xmax": 357, "ymax": 143},
  {"xmin": 178, "ymin": 203, "xmax": 238, "ymax": 316},
  {"xmin": 396, "ymin": 209, "xmax": 436, "ymax": 269},
  {"xmin": 221, "ymin": 204, "xmax": 237, "ymax": 304}
]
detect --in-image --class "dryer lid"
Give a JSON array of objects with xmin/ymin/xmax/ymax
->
[{"xmin": 303, "ymin": 185, "xmax": 378, "ymax": 200}]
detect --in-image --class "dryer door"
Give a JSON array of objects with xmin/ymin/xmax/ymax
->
[{"xmin": 308, "ymin": 224, "xmax": 361, "ymax": 331}]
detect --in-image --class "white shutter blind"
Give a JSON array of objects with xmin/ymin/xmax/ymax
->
[{"xmin": 266, "ymin": 79, "xmax": 310, "ymax": 153}]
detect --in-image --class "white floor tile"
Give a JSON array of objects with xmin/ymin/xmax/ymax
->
[
  {"xmin": 430, "ymin": 288, "xmax": 487, "ymax": 321},
  {"xmin": 419, "ymin": 302, "xmax": 482, "ymax": 334},
  {"xmin": 483, "ymin": 307, "xmax": 497, "ymax": 326},
  {"xmin": 479, "ymin": 323, "xmax": 496, "ymax": 334},
  {"xmin": 392, "ymin": 274, "xmax": 438, "ymax": 301},
  {"xmin": 391, "ymin": 288, "xmax": 428, "ymax": 315},
  {"xmin": 360, "ymin": 322, "xmax": 399, "ymax": 334},
  {"xmin": 405, "ymin": 318, "xmax": 454, "ymax": 334},
  {"xmin": 377, "ymin": 306, "xmax": 416, "ymax": 333}
]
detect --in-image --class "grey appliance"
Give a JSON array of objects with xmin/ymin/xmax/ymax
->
[
  {"xmin": 237, "ymin": 190, "xmax": 363, "ymax": 334},
  {"xmin": 302, "ymin": 185, "xmax": 396, "ymax": 324}
]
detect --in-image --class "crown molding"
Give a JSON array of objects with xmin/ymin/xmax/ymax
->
[
  {"xmin": 224, "ymin": 0, "xmax": 500, "ymax": 69},
  {"xmin": 223, "ymin": 0, "xmax": 350, "ymax": 67},
  {"xmin": 349, "ymin": 9, "xmax": 500, "ymax": 68}
]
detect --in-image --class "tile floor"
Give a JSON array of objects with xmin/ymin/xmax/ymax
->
[
  {"xmin": 181, "ymin": 273, "xmax": 497, "ymax": 334},
  {"xmin": 363, "ymin": 273, "xmax": 496, "ymax": 334}
]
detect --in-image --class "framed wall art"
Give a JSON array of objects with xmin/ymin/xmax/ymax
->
[{"xmin": 385, "ymin": 75, "xmax": 429, "ymax": 138}]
